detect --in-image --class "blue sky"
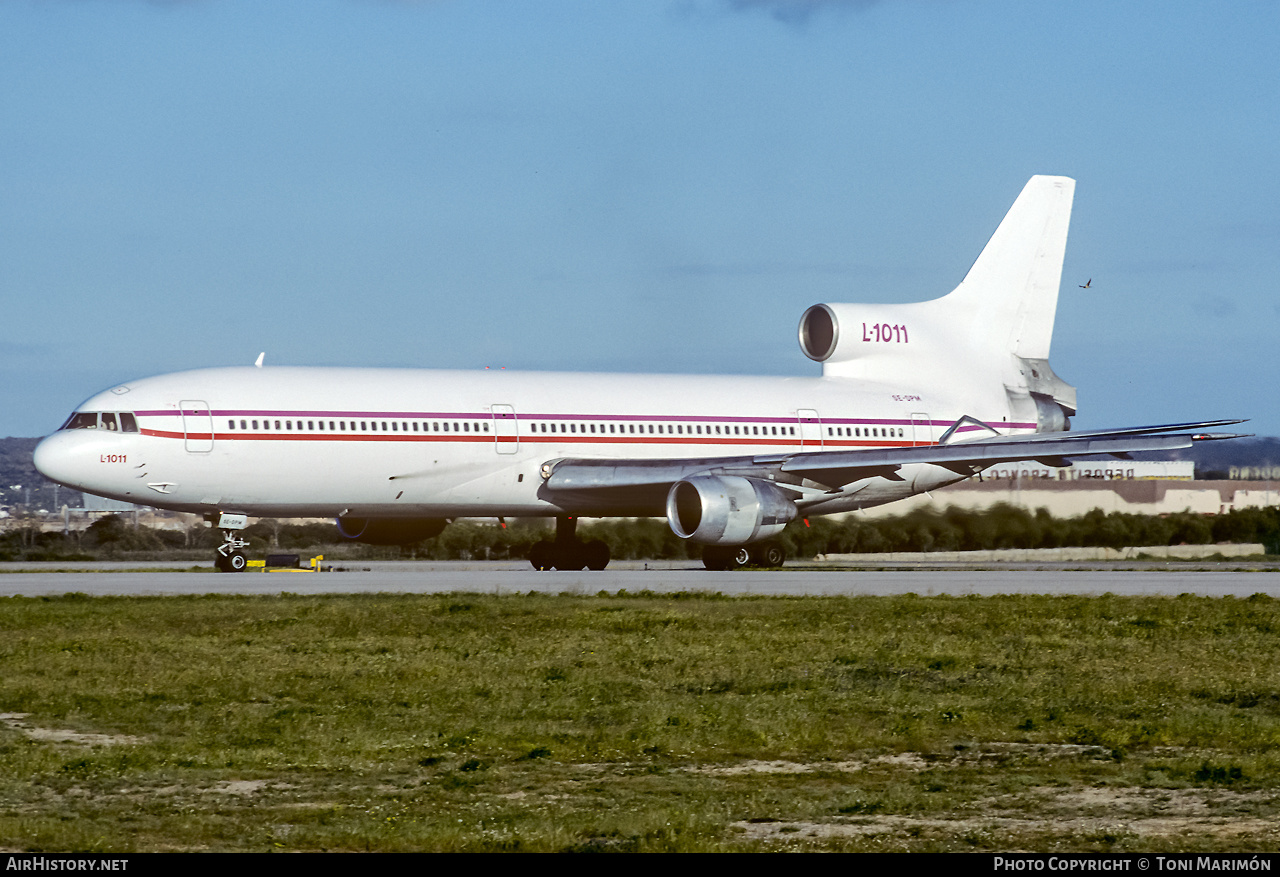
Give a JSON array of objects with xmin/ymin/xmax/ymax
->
[{"xmin": 2, "ymin": 0, "xmax": 1277, "ymax": 437}]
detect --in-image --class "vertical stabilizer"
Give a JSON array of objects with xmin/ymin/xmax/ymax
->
[{"xmin": 945, "ymin": 175, "xmax": 1074, "ymax": 360}]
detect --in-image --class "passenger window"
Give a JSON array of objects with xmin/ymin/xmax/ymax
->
[
  {"xmin": 252, "ymin": 420, "xmax": 260, "ymax": 430},
  {"xmin": 308, "ymin": 421, "xmax": 314, "ymax": 430}
]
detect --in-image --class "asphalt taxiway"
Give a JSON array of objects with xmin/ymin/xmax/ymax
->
[{"xmin": 2, "ymin": 560, "xmax": 1279, "ymax": 597}]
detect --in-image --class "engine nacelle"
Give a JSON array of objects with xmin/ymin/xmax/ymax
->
[
  {"xmin": 666, "ymin": 475, "xmax": 797, "ymax": 545},
  {"xmin": 336, "ymin": 517, "xmax": 448, "ymax": 546}
]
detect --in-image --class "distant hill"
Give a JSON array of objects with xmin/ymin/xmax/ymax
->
[
  {"xmin": 0, "ymin": 437, "xmax": 82, "ymax": 512},
  {"xmin": 1132, "ymin": 436, "xmax": 1280, "ymax": 478}
]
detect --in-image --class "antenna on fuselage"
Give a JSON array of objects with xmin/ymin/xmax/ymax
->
[{"xmin": 254, "ymin": 352, "xmax": 265, "ymax": 368}]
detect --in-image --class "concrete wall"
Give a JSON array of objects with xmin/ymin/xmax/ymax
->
[
  {"xmin": 858, "ymin": 479, "xmax": 1280, "ymax": 519},
  {"xmin": 818, "ymin": 544, "xmax": 1268, "ymax": 563}
]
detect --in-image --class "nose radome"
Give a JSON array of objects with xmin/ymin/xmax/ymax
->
[{"xmin": 33, "ymin": 431, "xmax": 83, "ymax": 489}]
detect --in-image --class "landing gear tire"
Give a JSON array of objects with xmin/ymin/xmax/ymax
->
[
  {"xmin": 584, "ymin": 540, "xmax": 610, "ymax": 571},
  {"xmin": 216, "ymin": 550, "xmax": 248, "ymax": 573},
  {"xmin": 552, "ymin": 542, "xmax": 587, "ymax": 571},
  {"xmin": 750, "ymin": 542, "xmax": 786, "ymax": 569},
  {"xmin": 528, "ymin": 537, "xmax": 611, "ymax": 571},
  {"xmin": 702, "ymin": 545, "xmax": 752, "ymax": 571},
  {"xmin": 529, "ymin": 541, "xmax": 554, "ymax": 571}
]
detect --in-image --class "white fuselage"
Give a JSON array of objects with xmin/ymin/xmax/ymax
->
[{"xmin": 33, "ymin": 365, "xmax": 1033, "ymax": 520}]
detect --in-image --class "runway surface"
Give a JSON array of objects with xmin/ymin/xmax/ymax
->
[{"xmin": 3, "ymin": 560, "xmax": 1280, "ymax": 597}]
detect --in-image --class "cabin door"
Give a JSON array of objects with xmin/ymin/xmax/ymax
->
[
  {"xmin": 492, "ymin": 404, "xmax": 519, "ymax": 454},
  {"xmin": 911, "ymin": 412, "xmax": 933, "ymax": 447},
  {"xmin": 797, "ymin": 409, "xmax": 823, "ymax": 448},
  {"xmin": 180, "ymin": 400, "xmax": 214, "ymax": 453}
]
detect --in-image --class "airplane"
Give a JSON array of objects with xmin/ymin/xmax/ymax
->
[{"xmin": 32, "ymin": 175, "xmax": 1244, "ymax": 572}]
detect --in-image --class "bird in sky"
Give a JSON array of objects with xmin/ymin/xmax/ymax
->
[{"xmin": 1079, "ymin": 278, "xmax": 1092, "ymax": 289}]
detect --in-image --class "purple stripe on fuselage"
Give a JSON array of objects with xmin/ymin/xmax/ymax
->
[{"xmin": 134, "ymin": 409, "xmax": 1037, "ymax": 431}]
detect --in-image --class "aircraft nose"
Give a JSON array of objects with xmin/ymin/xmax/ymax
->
[{"xmin": 33, "ymin": 431, "xmax": 85, "ymax": 489}]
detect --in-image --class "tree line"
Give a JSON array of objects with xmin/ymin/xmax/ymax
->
[{"xmin": 3, "ymin": 503, "xmax": 1278, "ymax": 562}]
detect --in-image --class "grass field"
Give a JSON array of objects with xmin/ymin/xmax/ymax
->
[{"xmin": 2, "ymin": 591, "xmax": 1279, "ymax": 852}]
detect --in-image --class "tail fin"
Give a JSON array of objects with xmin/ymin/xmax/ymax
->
[
  {"xmin": 799, "ymin": 176, "xmax": 1076, "ymax": 401},
  {"xmin": 943, "ymin": 175, "xmax": 1074, "ymax": 360}
]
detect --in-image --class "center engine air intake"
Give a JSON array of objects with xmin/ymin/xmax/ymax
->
[
  {"xmin": 665, "ymin": 475, "xmax": 797, "ymax": 545},
  {"xmin": 798, "ymin": 304, "xmax": 839, "ymax": 362}
]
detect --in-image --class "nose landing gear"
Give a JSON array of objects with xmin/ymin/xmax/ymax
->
[{"xmin": 209, "ymin": 512, "xmax": 250, "ymax": 573}]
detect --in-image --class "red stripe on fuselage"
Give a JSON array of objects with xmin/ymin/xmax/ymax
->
[{"xmin": 139, "ymin": 428, "xmax": 914, "ymax": 449}]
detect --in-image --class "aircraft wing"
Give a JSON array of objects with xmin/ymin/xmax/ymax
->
[{"xmin": 538, "ymin": 419, "xmax": 1246, "ymax": 513}]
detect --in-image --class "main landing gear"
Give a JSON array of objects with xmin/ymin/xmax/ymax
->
[
  {"xmin": 701, "ymin": 541, "xmax": 786, "ymax": 571},
  {"xmin": 528, "ymin": 517, "xmax": 611, "ymax": 571},
  {"xmin": 210, "ymin": 512, "xmax": 250, "ymax": 573}
]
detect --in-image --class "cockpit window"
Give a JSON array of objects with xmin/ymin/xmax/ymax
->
[
  {"xmin": 61, "ymin": 411, "xmax": 139, "ymax": 432},
  {"xmin": 63, "ymin": 412, "xmax": 100, "ymax": 430}
]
